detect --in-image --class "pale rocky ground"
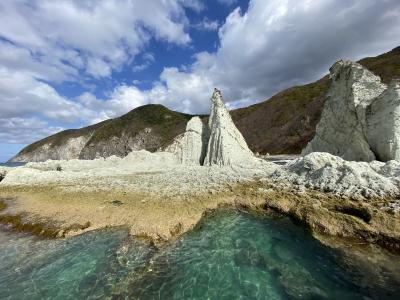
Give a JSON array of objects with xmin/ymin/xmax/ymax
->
[
  {"xmin": 1, "ymin": 87, "xmax": 400, "ymax": 251},
  {"xmin": 1, "ymin": 150, "xmax": 400, "ymax": 248}
]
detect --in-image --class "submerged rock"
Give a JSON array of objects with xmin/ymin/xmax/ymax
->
[
  {"xmin": 366, "ymin": 80, "xmax": 400, "ymax": 161},
  {"xmin": 302, "ymin": 60, "xmax": 386, "ymax": 161},
  {"xmin": 204, "ymin": 89, "xmax": 256, "ymax": 166}
]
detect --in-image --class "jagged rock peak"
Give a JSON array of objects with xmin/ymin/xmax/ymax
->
[
  {"xmin": 204, "ymin": 88, "xmax": 255, "ymax": 166},
  {"xmin": 302, "ymin": 60, "xmax": 387, "ymax": 161},
  {"xmin": 170, "ymin": 116, "xmax": 208, "ymax": 165}
]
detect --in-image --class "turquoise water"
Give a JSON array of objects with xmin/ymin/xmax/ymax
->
[
  {"xmin": 0, "ymin": 209, "xmax": 399, "ymax": 299},
  {"xmin": 0, "ymin": 162, "xmax": 26, "ymax": 167}
]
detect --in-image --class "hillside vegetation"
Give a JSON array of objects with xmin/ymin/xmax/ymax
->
[{"xmin": 13, "ymin": 46, "xmax": 400, "ymax": 161}]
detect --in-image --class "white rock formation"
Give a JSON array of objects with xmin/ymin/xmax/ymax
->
[
  {"xmin": 167, "ymin": 117, "xmax": 208, "ymax": 165},
  {"xmin": 203, "ymin": 89, "xmax": 256, "ymax": 166},
  {"xmin": 302, "ymin": 60, "xmax": 386, "ymax": 161},
  {"xmin": 283, "ymin": 152, "xmax": 400, "ymax": 199},
  {"xmin": 10, "ymin": 135, "xmax": 92, "ymax": 162},
  {"xmin": 366, "ymin": 80, "xmax": 400, "ymax": 161}
]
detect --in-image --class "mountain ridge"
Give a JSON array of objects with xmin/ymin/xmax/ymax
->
[{"xmin": 10, "ymin": 46, "xmax": 400, "ymax": 162}]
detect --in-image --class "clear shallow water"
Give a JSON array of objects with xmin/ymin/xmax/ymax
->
[
  {"xmin": 0, "ymin": 162, "xmax": 26, "ymax": 167},
  {"xmin": 0, "ymin": 209, "xmax": 399, "ymax": 299}
]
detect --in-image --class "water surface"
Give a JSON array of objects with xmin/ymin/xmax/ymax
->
[
  {"xmin": 0, "ymin": 209, "xmax": 399, "ymax": 299},
  {"xmin": 0, "ymin": 162, "xmax": 26, "ymax": 167}
]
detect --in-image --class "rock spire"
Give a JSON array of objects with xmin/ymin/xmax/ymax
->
[
  {"xmin": 172, "ymin": 88, "xmax": 256, "ymax": 166},
  {"xmin": 203, "ymin": 88, "xmax": 255, "ymax": 166}
]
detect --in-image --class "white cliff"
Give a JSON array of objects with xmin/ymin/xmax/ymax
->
[
  {"xmin": 203, "ymin": 88, "xmax": 256, "ymax": 166},
  {"xmin": 10, "ymin": 135, "xmax": 92, "ymax": 163},
  {"xmin": 302, "ymin": 60, "xmax": 386, "ymax": 161},
  {"xmin": 366, "ymin": 80, "xmax": 400, "ymax": 161}
]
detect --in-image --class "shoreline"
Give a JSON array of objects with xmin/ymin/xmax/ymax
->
[{"xmin": 1, "ymin": 178, "xmax": 400, "ymax": 253}]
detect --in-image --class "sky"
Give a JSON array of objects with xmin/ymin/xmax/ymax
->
[{"xmin": 1, "ymin": 0, "xmax": 400, "ymax": 162}]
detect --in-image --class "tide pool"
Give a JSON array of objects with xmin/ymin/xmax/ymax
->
[{"xmin": 0, "ymin": 209, "xmax": 399, "ymax": 299}]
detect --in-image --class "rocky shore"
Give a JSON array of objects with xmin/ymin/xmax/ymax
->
[
  {"xmin": 1, "ymin": 68, "xmax": 400, "ymax": 252},
  {"xmin": 1, "ymin": 157, "xmax": 399, "ymax": 250}
]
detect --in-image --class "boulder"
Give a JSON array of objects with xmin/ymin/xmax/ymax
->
[
  {"xmin": 204, "ymin": 88, "xmax": 255, "ymax": 166},
  {"xmin": 302, "ymin": 60, "xmax": 386, "ymax": 161},
  {"xmin": 366, "ymin": 80, "xmax": 400, "ymax": 161}
]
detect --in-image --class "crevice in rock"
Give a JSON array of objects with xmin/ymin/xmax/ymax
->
[
  {"xmin": 0, "ymin": 171, "xmax": 6, "ymax": 182},
  {"xmin": 332, "ymin": 206, "xmax": 372, "ymax": 223}
]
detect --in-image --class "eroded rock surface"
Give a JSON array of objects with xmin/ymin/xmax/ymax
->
[
  {"xmin": 204, "ymin": 89, "xmax": 256, "ymax": 166},
  {"xmin": 166, "ymin": 117, "xmax": 208, "ymax": 165},
  {"xmin": 283, "ymin": 152, "xmax": 400, "ymax": 199},
  {"xmin": 11, "ymin": 135, "xmax": 92, "ymax": 163},
  {"xmin": 79, "ymin": 128, "xmax": 161, "ymax": 160},
  {"xmin": 366, "ymin": 80, "xmax": 400, "ymax": 161},
  {"xmin": 303, "ymin": 61, "xmax": 386, "ymax": 161}
]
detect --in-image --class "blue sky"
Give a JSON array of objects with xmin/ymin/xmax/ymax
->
[{"xmin": 0, "ymin": 0, "xmax": 400, "ymax": 162}]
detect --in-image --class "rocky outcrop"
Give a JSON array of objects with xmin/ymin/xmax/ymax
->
[
  {"xmin": 166, "ymin": 89, "xmax": 256, "ymax": 167},
  {"xmin": 11, "ymin": 135, "xmax": 92, "ymax": 163},
  {"xmin": 79, "ymin": 128, "xmax": 161, "ymax": 159},
  {"xmin": 284, "ymin": 152, "xmax": 400, "ymax": 199},
  {"xmin": 165, "ymin": 117, "xmax": 208, "ymax": 165},
  {"xmin": 366, "ymin": 80, "xmax": 400, "ymax": 161},
  {"xmin": 204, "ymin": 89, "xmax": 256, "ymax": 166},
  {"xmin": 302, "ymin": 60, "xmax": 387, "ymax": 161},
  {"xmin": 10, "ymin": 105, "xmax": 191, "ymax": 162}
]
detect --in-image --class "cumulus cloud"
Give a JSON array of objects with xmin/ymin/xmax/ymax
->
[
  {"xmin": 1, "ymin": 0, "xmax": 400, "ymax": 151},
  {"xmin": 0, "ymin": 0, "xmax": 192, "ymax": 80},
  {"xmin": 0, "ymin": 118, "xmax": 63, "ymax": 144},
  {"xmin": 49, "ymin": 0, "xmax": 400, "ymax": 119},
  {"xmin": 77, "ymin": 86, "xmax": 149, "ymax": 123},
  {"xmin": 0, "ymin": 0, "xmax": 196, "ymax": 146},
  {"xmin": 0, "ymin": 67, "xmax": 94, "ymax": 122},
  {"xmin": 146, "ymin": 0, "xmax": 400, "ymax": 113}
]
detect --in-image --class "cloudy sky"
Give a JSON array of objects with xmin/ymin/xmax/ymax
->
[{"xmin": 1, "ymin": 0, "xmax": 400, "ymax": 162}]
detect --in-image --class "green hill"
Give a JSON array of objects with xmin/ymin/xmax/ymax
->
[{"xmin": 12, "ymin": 46, "xmax": 400, "ymax": 162}]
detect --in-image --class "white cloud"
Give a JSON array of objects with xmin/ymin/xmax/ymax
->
[
  {"xmin": 137, "ymin": 0, "xmax": 400, "ymax": 113},
  {"xmin": 194, "ymin": 18, "xmax": 220, "ymax": 31},
  {"xmin": 178, "ymin": 0, "xmax": 205, "ymax": 13},
  {"xmin": 0, "ymin": 67, "xmax": 93, "ymax": 122},
  {"xmin": 0, "ymin": 0, "xmax": 195, "ymax": 145},
  {"xmin": 1, "ymin": 0, "xmax": 400, "ymax": 149},
  {"xmin": 132, "ymin": 52, "xmax": 156, "ymax": 73},
  {"xmin": 0, "ymin": 117, "xmax": 63, "ymax": 144},
  {"xmin": 74, "ymin": 0, "xmax": 400, "ymax": 122},
  {"xmin": 87, "ymin": 58, "xmax": 112, "ymax": 78},
  {"xmin": 0, "ymin": 0, "xmax": 192, "ymax": 80},
  {"xmin": 217, "ymin": 0, "xmax": 238, "ymax": 6}
]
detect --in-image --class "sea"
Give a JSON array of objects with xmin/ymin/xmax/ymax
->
[
  {"xmin": 0, "ymin": 162, "xmax": 26, "ymax": 167},
  {"xmin": 0, "ymin": 208, "xmax": 399, "ymax": 299}
]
